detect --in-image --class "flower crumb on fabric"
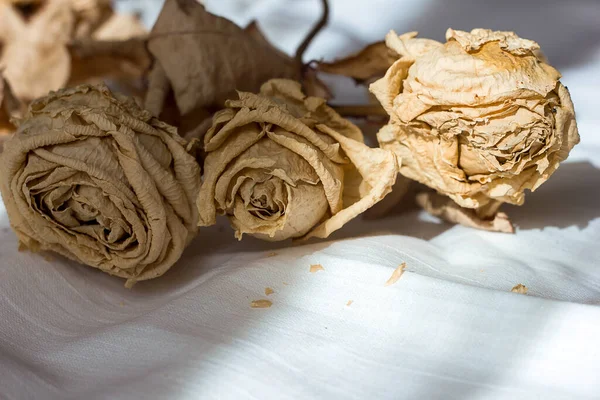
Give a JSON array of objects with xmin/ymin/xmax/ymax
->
[
  {"xmin": 310, "ymin": 264, "xmax": 325, "ymax": 273},
  {"xmin": 385, "ymin": 263, "xmax": 406, "ymax": 286},
  {"xmin": 251, "ymin": 299, "xmax": 273, "ymax": 308},
  {"xmin": 266, "ymin": 252, "xmax": 278, "ymax": 257},
  {"xmin": 511, "ymin": 284, "xmax": 528, "ymax": 294},
  {"xmin": 264, "ymin": 287, "xmax": 274, "ymax": 296},
  {"xmin": 346, "ymin": 300, "xmax": 354, "ymax": 307}
]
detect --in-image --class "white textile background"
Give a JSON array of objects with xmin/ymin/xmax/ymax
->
[{"xmin": 2, "ymin": 0, "xmax": 600, "ymax": 399}]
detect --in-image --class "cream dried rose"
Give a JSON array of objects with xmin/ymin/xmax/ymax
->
[
  {"xmin": 198, "ymin": 79, "xmax": 398, "ymax": 241},
  {"xmin": 0, "ymin": 84, "xmax": 200, "ymax": 286},
  {"xmin": 371, "ymin": 29, "xmax": 579, "ymax": 220}
]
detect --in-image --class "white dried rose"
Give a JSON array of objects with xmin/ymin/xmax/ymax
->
[
  {"xmin": 198, "ymin": 79, "xmax": 398, "ymax": 241},
  {"xmin": 371, "ymin": 29, "xmax": 579, "ymax": 221},
  {"xmin": 0, "ymin": 84, "xmax": 200, "ymax": 286}
]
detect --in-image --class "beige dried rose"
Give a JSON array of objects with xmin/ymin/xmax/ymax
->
[
  {"xmin": 198, "ymin": 79, "xmax": 398, "ymax": 241},
  {"xmin": 371, "ymin": 29, "xmax": 579, "ymax": 227},
  {"xmin": 0, "ymin": 84, "xmax": 200, "ymax": 286}
]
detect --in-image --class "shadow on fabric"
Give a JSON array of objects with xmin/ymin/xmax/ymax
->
[{"xmin": 506, "ymin": 161, "xmax": 600, "ymax": 230}]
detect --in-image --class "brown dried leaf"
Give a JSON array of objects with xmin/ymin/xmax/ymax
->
[
  {"xmin": 68, "ymin": 38, "xmax": 151, "ymax": 90},
  {"xmin": 301, "ymin": 66, "xmax": 333, "ymax": 99},
  {"xmin": 68, "ymin": 3, "xmax": 148, "ymax": 96},
  {"xmin": 250, "ymin": 299, "xmax": 273, "ymax": 309},
  {"xmin": 416, "ymin": 192, "xmax": 515, "ymax": 233},
  {"xmin": 145, "ymin": 0, "xmax": 299, "ymax": 136},
  {"xmin": 315, "ymin": 41, "xmax": 397, "ymax": 84}
]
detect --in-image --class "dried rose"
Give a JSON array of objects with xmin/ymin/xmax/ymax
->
[
  {"xmin": 371, "ymin": 29, "xmax": 579, "ymax": 225},
  {"xmin": 0, "ymin": 84, "xmax": 200, "ymax": 286},
  {"xmin": 198, "ymin": 79, "xmax": 398, "ymax": 241}
]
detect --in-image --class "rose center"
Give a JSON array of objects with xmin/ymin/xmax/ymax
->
[
  {"xmin": 31, "ymin": 181, "xmax": 133, "ymax": 246},
  {"xmin": 239, "ymin": 176, "xmax": 287, "ymax": 220}
]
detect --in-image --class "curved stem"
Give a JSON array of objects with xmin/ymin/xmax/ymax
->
[{"xmin": 295, "ymin": 0, "xmax": 329, "ymax": 64}]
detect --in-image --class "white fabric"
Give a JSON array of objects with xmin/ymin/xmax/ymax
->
[{"xmin": 2, "ymin": 1, "xmax": 600, "ymax": 399}]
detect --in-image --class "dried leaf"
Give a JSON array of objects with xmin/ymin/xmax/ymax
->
[
  {"xmin": 250, "ymin": 299, "xmax": 272, "ymax": 309},
  {"xmin": 68, "ymin": 5, "xmax": 148, "ymax": 97},
  {"xmin": 315, "ymin": 41, "xmax": 397, "ymax": 84},
  {"xmin": 197, "ymin": 79, "xmax": 399, "ymax": 241},
  {"xmin": 145, "ymin": 0, "xmax": 299, "ymax": 138},
  {"xmin": 511, "ymin": 284, "xmax": 528, "ymax": 294},
  {"xmin": 416, "ymin": 192, "xmax": 515, "ymax": 233},
  {"xmin": 145, "ymin": 0, "xmax": 331, "ymax": 140},
  {"xmin": 311, "ymin": 41, "xmax": 400, "ymax": 122},
  {"xmin": 372, "ymin": 29, "xmax": 579, "ymax": 221},
  {"xmin": 264, "ymin": 287, "xmax": 274, "ymax": 296},
  {"xmin": 310, "ymin": 264, "xmax": 325, "ymax": 273},
  {"xmin": 0, "ymin": 84, "xmax": 201, "ymax": 287},
  {"xmin": 68, "ymin": 38, "xmax": 151, "ymax": 93},
  {"xmin": 384, "ymin": 262, "xmax": 406, "ymax": 286}
]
